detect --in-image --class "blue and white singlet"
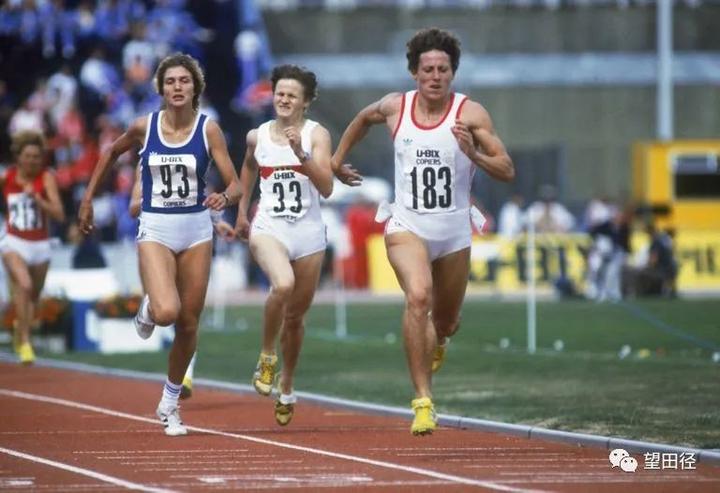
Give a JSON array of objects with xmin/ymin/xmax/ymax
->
[{"xmin": 138, "ymin": 110, "xmax": 210, "ymax": 214}]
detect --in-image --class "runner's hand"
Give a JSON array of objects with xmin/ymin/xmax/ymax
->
[
  {"xmin": 78, "ymin": 200, "xmax": 95, "ymax": 235},
  {"xmin": 235, "ymin": 215, "xmax": 250, "ymax": 242},
  {"xmin": 335, "ymin": 163, "xmax": 363, "ymax": 187}
]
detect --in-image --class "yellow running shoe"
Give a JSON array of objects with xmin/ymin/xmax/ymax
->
[
  {"xmin": 411, "ymin": 397, "xmax": 437, "ymax": 436},
  {"xmin": 180, "ymin": 376, "xmax": 193, "ymax": 400},
  {"xmin": 274, "ymin": 393, "xmax": 297, "ymax": 426},
  {"xmin": 252, "ymin": 352, "xmax": 278, "ymax": 396},
  {"xmin": 18, "ymin": 343, "xmax": 35, "ymax": 365},
  {"xmin": 431, "ymin": 339, "xmax": 449, "ymax": 373}
]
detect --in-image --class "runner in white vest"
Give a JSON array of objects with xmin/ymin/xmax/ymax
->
[
  {"xmin": 235, "ymin": 65, "xmax": 333, "ymax": 427},
  {"xmin": 332, "ymin": 28, "xmax": 515, "ymax": 436}
]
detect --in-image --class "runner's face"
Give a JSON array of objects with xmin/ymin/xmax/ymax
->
[
  {"xmin": 413, "ymin": 50, "xmax": 454, "ymax": 101},
  {"xmin": 162, "ymin": 66, "xmax": 195, "ymax": 109},
  {"xmin": 273, "ymin": 79, "xmax": 307, "ymax": 119},
  {"xmin": 17, "ymin": 144, "xmax": 43, "ymax": 176}
]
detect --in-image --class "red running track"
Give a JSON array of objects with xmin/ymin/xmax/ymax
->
[{"xmin": 0, "ymin": 361, "xmax": 718, "ymax": 492}]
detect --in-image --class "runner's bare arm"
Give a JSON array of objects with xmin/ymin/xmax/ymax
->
[
  {"xmin": 331, "ymin": 92, "xmax": 403, "ymax": 182},
  {"xmin": 452, "ymin": 100, "xmax": 514, "ymax": 182}
]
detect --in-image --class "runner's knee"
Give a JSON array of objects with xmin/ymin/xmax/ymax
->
[
  {"xmin": 406, "ymin": 285, "xmax": 432, "ymax": 315},
  {"xmin": 434, "ymin": 314, "xmax": 460, "ymax": 339},
  {"xmin": 270, "ymin": 278, "xmax": 294, "ymax": 301},
  {"xmin": 151, "ymin": 299, "xmax": 180, "ymax": 326}
]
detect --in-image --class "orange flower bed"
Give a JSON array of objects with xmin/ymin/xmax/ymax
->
[
  {"xmin": 94, "ymin": 294, "xmax": 143, "ymax": 319},
  {"xmin": 2, "ymin": 297, "xmax": 71, "ymax": 333}
]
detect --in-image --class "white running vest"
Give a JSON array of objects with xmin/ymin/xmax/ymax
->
[
  {"xmin": 392, "ymin": 90, "xmax": 475, "ymax": 240},
  {"xmin": 254, "ymin": 119, "xmax": 322, "ymax": 223}
]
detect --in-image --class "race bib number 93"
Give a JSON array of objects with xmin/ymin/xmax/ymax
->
[{"xmin": 149, "ymin": 154, "xmax": 199, "ymax": 208}]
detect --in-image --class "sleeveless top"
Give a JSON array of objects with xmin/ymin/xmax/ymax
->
[
  {"xmin": 138, "ymin": 110, "xmax": 210, "ymax": 214},
  {"xmin": 2, "ymin": 167, "xmax": 49, "ymax": 241},
  {"xmin": 253, "ymin": 119, "xmax": 322, "ymax": 223},
  {"xmin": 391, "ymin": 90, "xmax": 475, "ymax": 240}
]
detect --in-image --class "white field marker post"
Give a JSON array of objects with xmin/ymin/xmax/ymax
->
[{"xmin": 526, "ymin": 219, "xmax": 537, "ymax": 354}]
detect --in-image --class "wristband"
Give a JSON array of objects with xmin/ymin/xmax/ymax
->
[{"xmin": 221, "ymin": 191, "xmax": 230, "ymax": 204}]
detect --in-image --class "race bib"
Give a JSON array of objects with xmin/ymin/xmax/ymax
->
[
  {"xmin": 7, "ymin": 192, "xmax": 41, "ymax": 231},
  {"xmin": 403, "ymin": 145, "xmax": 456, "ymax": 213},
  {"xmin": 261, "ymin": 166, "xmax": 311, "ymax": 222},
  {"xmin": 148, "ymin": 153, "xmax": 199, "ymax": 209}
]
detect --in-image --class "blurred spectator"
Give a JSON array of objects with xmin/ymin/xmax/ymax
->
[
  {"xmin": 0, "ymin": 80, "xmax": 16, "ymax": 162},
  {"xmin": 68, "ymin": 221, "xmax": 107, "ymax": 269},
  {"xmin": 122, "ymin": 22, "xmax": 156, "ymax": 89},
  {"xmin": 73, "ymin": 0, "xmax": 99, "ymax": 44},
  {"xmin": 46, "ymin": 64, "xmax": 78, "ymax": 128},
  {"xmin": 80, "ymin": 47, "xmax": 121, "ymax": 99},
  {"xmin": 496, "ymin": 193, "xmax": 525, "ymax": 238},
  {"xmin": 343, "ymin": 198, "xmax": 386, "ymax": 288},
  {"xmin": 145, "ymin": 0, "xmax": 212, "ymax": 62},
  {"xmin": 583, "ymin": 194, "xmax": 617, "ymax": 232},
  {"xmin": 79, "ymin": 47, "xmax": 122, "ymax": 127},
  {"xmin": 8, "ymin": 96, "xmax": 46, "ymax": 137},
  {"xmin": 633, "ymin": 223, "xmax": 678, "ymax": 298},
  {"xmin": 525, "ymin": 184, "xmax": 575, "ymax": 233},
  {"xmin": 94, "ymin": 0, "xmax": 146, "ymax": 55}
]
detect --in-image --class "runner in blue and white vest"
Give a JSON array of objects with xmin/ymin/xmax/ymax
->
[{"xmin": 78, "ymin": 53, "xmax": 242, "ymax": 437}]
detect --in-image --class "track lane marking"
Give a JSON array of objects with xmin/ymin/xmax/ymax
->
[
  {"xmin": 0, "ymin": 388, "xmax": 548, "ymax": 493},
  {"xmin": 0, "ymin": 446, "xmax": 176, "ymax": 493}
]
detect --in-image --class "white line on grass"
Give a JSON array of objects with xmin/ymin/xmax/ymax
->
[
  {"xmin": 0, "ymin": 388, "xmax": 547, "ymax": 493},
  {"xmin": 0, "ymin": 446, "xmax": 176, "ymax": 493}
]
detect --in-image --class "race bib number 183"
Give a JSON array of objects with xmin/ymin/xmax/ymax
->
[{"xmin": 404, "ymin": 146, "xmax": 455, "ymax": 213}]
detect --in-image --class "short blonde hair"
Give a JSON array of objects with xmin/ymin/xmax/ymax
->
[{"xmin": 11, "ymin": 130, "xmax": 46, "ymax": 158}]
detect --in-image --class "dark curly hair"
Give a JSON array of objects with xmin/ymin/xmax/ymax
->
[
  {"xmin": 406, "ymin": 28, "xmax": 461, "ymax": 75},
  {"xmin": 154, "ymin": 52, "xmax": 206, "ymax": 111},
  {"xmin": 271, "ymin": 64, "xmax": 318, "ymax": 102}
]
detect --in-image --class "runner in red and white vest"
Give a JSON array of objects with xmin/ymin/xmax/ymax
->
[{"xmin": 0, "ymin": 130, "xmax": 65, "ymax": 365}]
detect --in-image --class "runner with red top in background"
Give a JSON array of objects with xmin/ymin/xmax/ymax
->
[{"xmin": 1, "ymin": 131, "xmax": 65, "ymax": 365}]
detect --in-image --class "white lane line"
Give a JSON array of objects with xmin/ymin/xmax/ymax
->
[
  {"xmin": 0, "ymin": 446, "xmax": 176, "ymax": 493},
  {"xmin": 0, "ymin": 388, "xmax": 549, "ymax": 493}
]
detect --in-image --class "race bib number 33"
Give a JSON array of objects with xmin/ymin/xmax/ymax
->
[
  {"xmin": 149, "ymin": 154, "xmax": 199, "ymax": 208},
  {"xmin": 404, "ymin": 146, "xmax": 455, "ymax": 213},
  {"xmin": 262, "ymin": 167, "xmax": 311, "ymax": 221}
]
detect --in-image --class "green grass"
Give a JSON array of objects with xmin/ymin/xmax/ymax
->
[{"xmin": 35, "ymin": 298, "xmax": 720, "ymax": 448}]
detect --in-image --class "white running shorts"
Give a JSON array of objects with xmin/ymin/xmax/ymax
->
[
  {"xmin": 251, "ymin": 213, "xmax": 327, "ymax": 261},
  {"xmin": 0, "ymin": 233, "xmax": 52, "ymax": 265},
  {"xmin": 138, "ymin": 209, "xmax": 213, "ymax": 253}
]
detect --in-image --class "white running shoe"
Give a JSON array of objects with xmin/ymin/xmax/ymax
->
[
  {"xmin": 133, "ymin": 295, "xmax": 155, "ymax": 340},
  {"xmin": 156, "ymin": 403, "xmax": 187, "ymax": 436}
]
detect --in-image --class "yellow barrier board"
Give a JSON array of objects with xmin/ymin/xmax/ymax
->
[{"xmin": 367, "ymin": 231, "xmax": 720, "ymax": 295}]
